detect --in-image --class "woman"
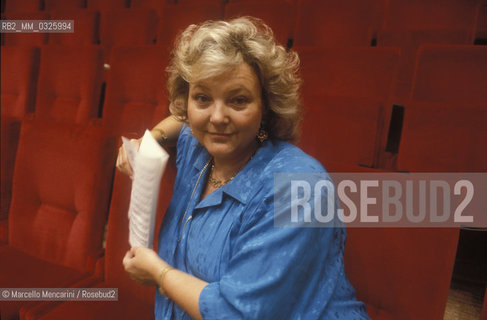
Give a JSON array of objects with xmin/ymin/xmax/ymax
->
[{"xmin": 118, "ymin": 17, "xmax": 369, "ymax": 319}]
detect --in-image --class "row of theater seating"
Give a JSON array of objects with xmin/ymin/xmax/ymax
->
[
  {"xmin": 2, "ymin": 0, "xmax": 487, "ymax": 100},
  {"xmin": 3, "ymin": 44, "xmax": 485, "ymax": 172},
  {"xmin": 0, "ymin": 37, "xmax": 176, "ymax": 320},
  {"xmin": 3, "ymin": 0, "xmax": 486, "ymax": 46},
  {"xmin": 0, "ymin": 118, "xmax": 176, "ymax": 319},
  {"xmin": 297, "ymin": 44, "xmax": 487, "ymax": 172}
]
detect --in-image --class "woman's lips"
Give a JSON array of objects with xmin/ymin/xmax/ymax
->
[{"xmin": 208, "ymin": 132, "xmax": 232, "ymax": 138}]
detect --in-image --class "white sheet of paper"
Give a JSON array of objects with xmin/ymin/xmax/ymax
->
[{"xmin": 123, "ymin": 130, "xmax": 169, "ymax": 248}]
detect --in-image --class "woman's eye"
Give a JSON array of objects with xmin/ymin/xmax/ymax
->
[
  {"xmin": 230, "ymin": 96, "xmax": 250, "ymax": 106},
  {"xmin": 193, "ymin": 94, "xmax": 211, "ymax": 104}
]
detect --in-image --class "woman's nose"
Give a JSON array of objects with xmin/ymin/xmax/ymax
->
[{"xmin": 209, "ymin": 100, "xmax": 229, "ymax": 125}]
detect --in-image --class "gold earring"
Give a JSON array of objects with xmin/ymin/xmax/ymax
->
[{"xmin": 257, "ymin": 128, "xmax": 268, "ymax": 143}]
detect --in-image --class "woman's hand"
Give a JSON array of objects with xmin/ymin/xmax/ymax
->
[
  {"xmin": 116, "ymin": 115, "xmax": 183, "ymax": 178},
  {"xmin": 124, "ymin": 247, "xmax": 207, "ymax": 320},
  {"xmin": 116, "ymin": 138, "xmax": 141, "ymax": 179},
  {"xmin": 123, "ymin": 247, "xmax": 166, "ymax": 286}
]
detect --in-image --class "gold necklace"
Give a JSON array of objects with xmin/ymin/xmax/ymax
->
[
  {"xmin": 208, "ymin": 152, "xmax": 256, "ymax": 189},
  {"xmin": 208, "ymin": 163, "xmax": 237, "ymax": 188}
]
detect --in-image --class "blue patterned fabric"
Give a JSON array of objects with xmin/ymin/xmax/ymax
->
[{"xmin": 155, "ymin": 125, "xmax": 369, "ymax": 319}]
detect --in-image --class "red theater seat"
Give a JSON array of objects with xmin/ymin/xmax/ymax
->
[
  {"xmin": 296, "ymin": 46, "xmax": 400, "ymax": 101},
  {"xmin": 299, "ymin": 95, "xmax": 384, "ymax": 168},
  {"xmin": 0, "ymin": 119, "xmax": 117, "ymax": 319},
  {"xmin": 224, "ymin": 0, "xmax": 295, "ymax": 47},
  {"xmin": 294, "ymin": 0, "xmax": 386, "ymax": 47},
  {"xmin": 102, "ymin": 45, "xmax": 170, "ymax": 135},
  {"xmin": 345, "ymin": 228, "xmax": 460, "ymax": 319},
  {"xmin": 325, "ymin": 166, "xmax": 460, "ymax": 319},
  {"xmin": 156, "ymin": 3, "xmax": 223, "ymax": 46},
  {"xmin": 410, "ymin": 45, "xmax": 487, "ymax": 105},
  {"xmin": 100, "ymin": 9, "xmax": 158, "ymax": 61},
  {"xmin": 383, "ymin": 0, "xmax": 480, "ymax": 32},
  {"xmin": 398, "ymin": 102, "xmax": 487, "ymax": 172},
  {"xmin": 398, "ymin": 45, "xmax": 487, "ymax": 172},
  {"xmin": 377, "ymin": 0, "xmax": 481, "ymax": 103},
  {"xmin": 1, "ymin": 47, "xmax": 40, "ymax": 235},
  {"xmin": 2, "ymin": 12, "xmax": 49, "ymax": 46},
  {"xmin": 35, "ymin": 46, "xmax": 104, "ymax": 124},
  {"xmin": 35, "ymin": 159, "xmax": 176, "ymax": 320},
  {"xmin": 1, "ymin": 46, "xmax": 40, "ymax": 119},
  {"xmin": 296, "ymin": 46, "xmax": 400, "ymax": 167},
  {"xmin": 0, "ymin": 246, "xmax": 92, "ymax": 319},
  {"xmin": 48, "ymin": 10, "xmax": 100, "ymax": 46}
]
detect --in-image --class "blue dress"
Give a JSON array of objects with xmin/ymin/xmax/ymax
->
[{"xmin": 155, "ymin": 125, "xmax": 369, "ymax": 319}]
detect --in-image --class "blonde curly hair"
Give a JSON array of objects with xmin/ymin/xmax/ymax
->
[{"xmin": 167, "ymin": 16, "xmax": 302, "ymax": 142}]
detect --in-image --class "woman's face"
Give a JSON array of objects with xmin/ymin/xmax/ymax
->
[{"xmin": 187, "ymin": 62, "xmax": 263, "ymax": 162}]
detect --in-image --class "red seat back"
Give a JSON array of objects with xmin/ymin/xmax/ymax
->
[
  {"xmin": 294, "ymin": 0, "xmax": 385, "ymax": 46},
  {"xmin": 377, "ymin": 0, "xmax": 481, "ymax": 103},
  {"xmin": 398, "ymin": 45, "xmax": 487, "ymax": 172},
  {"xmin": 102, "ymin": 45, "xmax": 170, "ymax": 135},
  {"xmin": 296, "ymin": 46, "xmax": 400, "ymax": 167},
  {"xmin": 49, "ymin": 10, "xmax": 100, "ymax": 46},
  {"xmin": 35, "ymin": 46, "xmax": 104, "ymax": 123},
  {"xmin": 224, "ymin": 0, "xmax": 296, "ymax": 47},
  {"xmin": 1, "ymin": 46, "xmax": 40, "ymax": 119},
  {"xmin": 296, "ymin": 46, "xmax": 400, "ymax": 101},
  {"xmin": 8, "ymin": 119, "xmax": 117, "ymax": 272},
  {"xmin": 398, "ymin": 102, "xmax": 487, "ymax": 172},
  {"xmin": 156, "ymin": 3, "xmax": 223, "ymax": 46},
  {"xmin": 100, "ymin": 9, "xmax": 158, "ymax": 61},
  {"xmin": 3, "ymin": 12, "xmax": 49, "ymax": 46},
  {"xmin": 411, "ymin": 45, "xmax": 487, "ymax": 105}
]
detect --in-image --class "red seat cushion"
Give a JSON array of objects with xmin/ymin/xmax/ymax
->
[
  {"xmin": 0, "ymin": 246, "xmax": 88, "ymax": 320},
  {"xmin": 345, "ymin": 228, "xmax": 459, "ymax": 319}
]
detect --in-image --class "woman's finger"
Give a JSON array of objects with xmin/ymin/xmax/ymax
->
[{"xmin": 116, "ymin": 144, "xmax": 134, "ymax": 178}]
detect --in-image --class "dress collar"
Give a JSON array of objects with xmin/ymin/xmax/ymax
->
[{"xmin": 192, "ymin": 139, "xmax": 278, "ymax": 208}]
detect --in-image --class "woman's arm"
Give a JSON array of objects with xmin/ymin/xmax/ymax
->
[
  {"xmin": 116, "ymin": 115, "xmax": 184, "ymax": 177},
  {"xmin": 123, "ymin": 247, "xmax": 207, "ymax": 320},
  {"xmin": 149, "ymin": 115, "xmax": 185, "ymax": 148}
]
